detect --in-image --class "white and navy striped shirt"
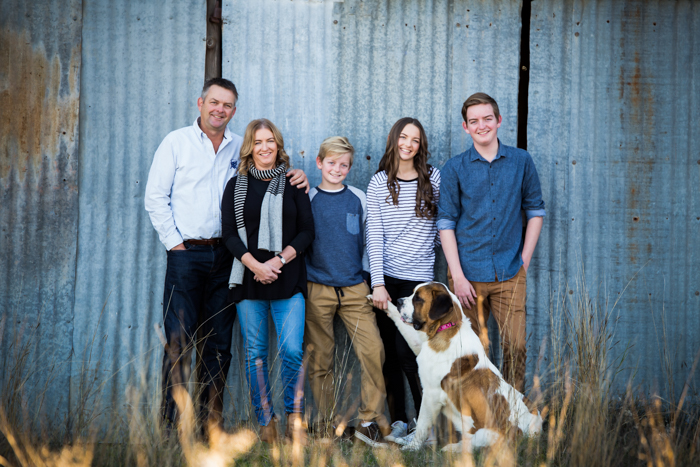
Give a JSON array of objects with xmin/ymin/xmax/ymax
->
[{"xmin": 366, "ymin": 168, "xmax": 441, "ymax": 288}]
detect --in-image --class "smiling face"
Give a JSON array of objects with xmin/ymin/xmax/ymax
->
[
  {"xmin": 462, "ymin": 103, "xmax": 501, "ymax": 150},
  {"xmin": 317, "ymin": 152, "xmax": 351, "ymax": 190},
  {"xmin": 197, "ymin": 84, "xmax": 236, "ymax": 135},
  {"xmin": 397, "ymin": 123, "xmax": 421, "ymax": 162},
  {"xmin": 252, "ymin": 128, "xmax": 278, "ymax": 171}
]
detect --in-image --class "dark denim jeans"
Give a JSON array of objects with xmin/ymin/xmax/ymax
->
[{"xmin": 161, "ymin": 242, "xmax": 235, "ymax": 426}]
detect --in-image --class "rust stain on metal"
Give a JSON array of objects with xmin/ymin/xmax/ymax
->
[{"xmin": 0, "ymin": 27, "xmax": 80, "ymax": 183}]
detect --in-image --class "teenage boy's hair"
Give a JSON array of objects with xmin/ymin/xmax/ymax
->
[
  {"xmin": 317, "ymin": 136, "xmax": 355, "ymax": 166},
  {"xmin": 461, "ymin": 92, "xmax": 500, "ymax": 123}
]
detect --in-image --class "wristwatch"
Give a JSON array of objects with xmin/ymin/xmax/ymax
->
[{"xmin": 276, "ymin": 254, "xmax": 286, "ymax": 265}]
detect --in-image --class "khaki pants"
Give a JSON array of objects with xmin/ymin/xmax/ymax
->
[
  {"xmin": 448, "ymin": 267, "xmax": 527, "ymax": 392},
  {"xmin": 305, "ymin": 281, "xmax": 388, "ymax": 428}
]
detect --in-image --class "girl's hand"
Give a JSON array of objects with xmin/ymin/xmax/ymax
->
[
  {"xmin": 253, "ymin": 262, "xmax": 280, "ymax": 285},
  {"xmin": 372, "ymin": 285, "xmax": 391, "ymax": 310}
]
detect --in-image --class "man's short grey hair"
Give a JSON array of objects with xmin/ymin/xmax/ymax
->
[{"xmin": 201, "ymin": 78, "xmax": 239, "ymax": 105}]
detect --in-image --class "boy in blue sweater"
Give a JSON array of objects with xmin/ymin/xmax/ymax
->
[{"xmin": 305, "ymin": 137, "xmax": 390, "ymax": 447}]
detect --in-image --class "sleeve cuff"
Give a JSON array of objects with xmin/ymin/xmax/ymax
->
[
  {"xmin": 163, "ymin": 232, "xmax": 184, "ymax": 251},
  {"xmin": 437, "ymin": 219, "xmax": 456, "ymax": 231},
  {"xmin": 525, "ymin": 209, "xmax": 546, "ymax": 220},
  {"xmin": 370, "ymin": 273, "xmax": 384, "ymax": 289}
]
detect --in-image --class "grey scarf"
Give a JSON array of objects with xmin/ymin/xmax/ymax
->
[{"xmin": 228, "ymin": 164, "xmax": 287, "ymax": 288}]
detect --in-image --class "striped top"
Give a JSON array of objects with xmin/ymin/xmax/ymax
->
[{"xmin": 366, "ymin": 168, "xmax": 441, "ymax": 288}]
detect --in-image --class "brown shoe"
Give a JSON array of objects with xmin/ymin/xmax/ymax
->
[
  {"xmin": 259, "ymin": 417, "xmax": 279, "ymax": 444},
  {"xmin": 284, "ymin": 413, "xmax": 307, "ymax": 445}
]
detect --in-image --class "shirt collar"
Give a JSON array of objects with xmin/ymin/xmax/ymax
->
[
  {"xmin": 468, "ymin": 139, "xmax": 505, "ymax": 162},
  {"xmin": 193, "ymin": 117, "xmax": 231, "ymax": 142}
]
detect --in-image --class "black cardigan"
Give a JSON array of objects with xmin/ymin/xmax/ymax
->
[{"xmin": 222, "ymin": 175, "xmax": 314, "ymax": 303}]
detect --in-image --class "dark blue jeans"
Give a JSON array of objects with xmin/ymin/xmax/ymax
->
[{"xmin": 161, "ymin": 242, "xmax": 235, "ymax": 426}]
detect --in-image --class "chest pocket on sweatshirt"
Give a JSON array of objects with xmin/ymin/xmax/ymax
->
[{"xmin": 346, "ymin": 213, "xmax": 360, "ymax": 235}]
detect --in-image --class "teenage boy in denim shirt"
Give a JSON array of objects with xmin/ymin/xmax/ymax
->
[{"xmin": 437, "ymin": 93, "xmax": 545, "ymax": 392}]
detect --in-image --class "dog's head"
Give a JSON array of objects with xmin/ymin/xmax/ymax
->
[{"xmin": 396, "ymin": 282, "xmax": 463, "ymax": 336}]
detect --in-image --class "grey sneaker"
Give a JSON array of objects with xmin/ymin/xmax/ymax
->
[
  {"xmin": 385, "ymin": 420, "xmax": 408, "ymax": 442},
  {"xmin": 396, "ymin": 426, "xmax": 437, "ymax": 447},
  {"xmin": 354, "ymin": 423, "xmax": 389, "ymax": 448},
  {"xmin": 394, "ymin": 430, "xmax": 414, "ymax": 446}
]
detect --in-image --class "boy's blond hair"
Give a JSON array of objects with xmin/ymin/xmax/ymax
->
[{"xmin": 317, "ymin": 136, "xmax": 355, "ymax": 165}]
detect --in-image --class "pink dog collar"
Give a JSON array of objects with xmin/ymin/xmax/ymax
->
[{"xmin": 436, "ymin": 322, "xmax": 456, "ymax": 333}]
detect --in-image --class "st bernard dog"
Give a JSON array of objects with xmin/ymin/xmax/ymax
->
[{"xmin": 369, "ymin": 282, "xmax": 542, "ymax": 452}]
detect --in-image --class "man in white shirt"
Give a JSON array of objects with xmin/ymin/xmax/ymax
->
[{"xmin": 145, "ymin": 78, "xmax": 308, "ymax": 433}]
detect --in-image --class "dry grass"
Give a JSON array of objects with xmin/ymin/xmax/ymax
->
[{"xmin": 1, "ymin": 278, "xmax": 698, "ymax": 467}]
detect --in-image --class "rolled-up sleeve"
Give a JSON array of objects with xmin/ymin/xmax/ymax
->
[
  {"xmin": 522, "ymin": 155, "xmax": 546, "ymax": 219},
  {"xmin": 437, "ymin": 159, "xmax": 460, "ymax": 231}
]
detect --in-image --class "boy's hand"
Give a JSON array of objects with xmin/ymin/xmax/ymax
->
[
  {"xmin": 372, "ymin": 285, "xmax": 391, "ymax": 310},
  {"xmin": 287, "ymin": 169, "xmax": 309, "ymax": 193},
  {"xmin": 453, "ymin": 275, "xmax": 477, "ymax": 309}
]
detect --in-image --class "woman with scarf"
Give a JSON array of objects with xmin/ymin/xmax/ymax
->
[{"xmin": 222, "ymin": 118, "xmax": 314, "ymax": 444}]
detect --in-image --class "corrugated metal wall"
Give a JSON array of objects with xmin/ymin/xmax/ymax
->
[
  {"xmin": 0, "ymin": 0, "xmax": 82, "ymax": 419},
  {"xmin": 2, "ymin": 0, "xmax": 698, "ymax": 430},
  {"xmin": 528, "ymin": 0, "xmax": 700, "ymax": 397},
  {"xmin": 222, "ymin": 0, "xmax": 522, "ymax": 187},
  {"xmin": 221, "ymin": 0, "xmax": 524, "ymax": 421},
  {"xmin": 71, "ymin": 0, "xmax": 207, "ymax": 414}
]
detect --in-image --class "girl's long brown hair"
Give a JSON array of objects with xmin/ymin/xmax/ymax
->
[{"xmin": 376, "ymin": 117, "xmax": 437, "ymax": 219}]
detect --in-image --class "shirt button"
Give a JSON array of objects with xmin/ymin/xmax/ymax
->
[{"xmin": 493, "ymin": 200, "xmax": 495, "ymax": 203}]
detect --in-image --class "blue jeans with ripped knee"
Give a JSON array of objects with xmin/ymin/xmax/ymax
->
[{"xmin": 236, "ymin": 293, "xmax": 305, "ymax": 425}]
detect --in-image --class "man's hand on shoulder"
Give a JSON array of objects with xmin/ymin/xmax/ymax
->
[{"xmin": 287, "ymin": 169, "xmax": 309, "ymax": 193}]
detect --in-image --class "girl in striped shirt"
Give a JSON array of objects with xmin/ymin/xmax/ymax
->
[{"xmin": 367, "ymin": 117, "xmax": 440, "ymax": 440}]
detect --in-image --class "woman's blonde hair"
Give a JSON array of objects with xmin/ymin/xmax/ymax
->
[
  {"xmin": 317, "ymin": 136, "xmax": 354, "ymax": 165},
  {"xmin": 238, "ymin": 118, "xmax": 291, "ymax": 175}
]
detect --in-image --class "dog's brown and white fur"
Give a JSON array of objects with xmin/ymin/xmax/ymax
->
[{"xmin": 370, "ymin": 282, "xmax": 542, "ymax": 452}]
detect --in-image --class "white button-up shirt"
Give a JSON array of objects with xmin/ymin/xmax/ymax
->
[{"xmin": 145, "ymin": 119, "xmax": 243, "ymax": 250}]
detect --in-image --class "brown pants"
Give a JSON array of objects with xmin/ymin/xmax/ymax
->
[
  {"xmin": 448, "ymin": 267, "xmax": 527, "ymax": 392},
  {"xmin": 305, "ymin": 281, "xmax": 388, "ymax": 428}
]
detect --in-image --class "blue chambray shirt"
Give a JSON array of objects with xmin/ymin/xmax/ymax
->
[{"xmin": 437, "ymin": 140, "xmax": 546, "ymax": 283}]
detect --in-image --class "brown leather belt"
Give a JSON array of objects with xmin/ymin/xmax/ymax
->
[{"xmin": 186, "ymin": 238, "xmax": 222, "ymax": 246}]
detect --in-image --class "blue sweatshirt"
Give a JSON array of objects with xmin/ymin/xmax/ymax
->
[{"xmin": 306, "ymin": 185, "xmax": 369, "ymax": 287}]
